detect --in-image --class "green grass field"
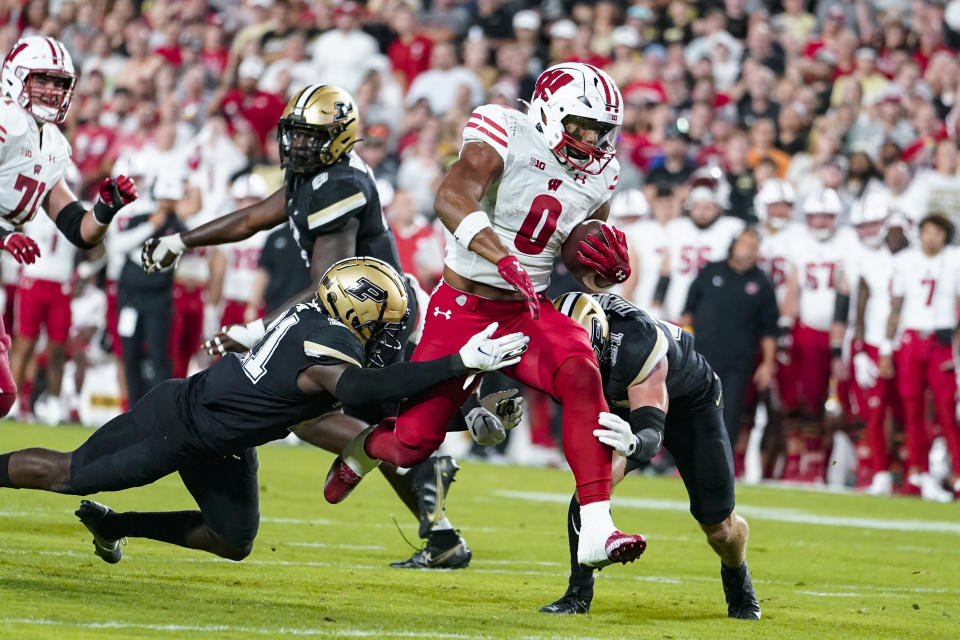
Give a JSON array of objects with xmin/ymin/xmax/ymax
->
[{"xmin": 1, "ymin": 422, "xmax": 958, "ymax": 640}]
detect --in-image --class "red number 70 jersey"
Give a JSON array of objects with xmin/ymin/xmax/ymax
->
[
  {"xmin": 445, "ymin": 104, "xmax": 619, "ymax": 292},
  {"xmin": 0, "ymin": 98, "xmax": 72, "ymax": 228}
]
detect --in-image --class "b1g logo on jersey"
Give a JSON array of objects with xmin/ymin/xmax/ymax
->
[
  {"xmin": 334, "ymin": 101, "xmax": 353, "ymax": 121},
  {"xmin": 345, "ymin": 277, "xmax": 387, "ymax": 303},
  {"xmin": 529, "ymin": 157, "xmax": 546, "ymax": 171}
]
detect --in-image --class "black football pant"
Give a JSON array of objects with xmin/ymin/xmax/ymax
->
[{"xmin": 117, "ymin": 287, "xmax": 173, "ymax": 404}]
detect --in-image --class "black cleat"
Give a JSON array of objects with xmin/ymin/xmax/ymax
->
[
  {"xmin": 410, "ymin": 455, "xmax": 460, "ymax": 538},
  {"xmin": 390, "ymin": 535, "xmax": 472, "ymax": 569},
  {"xmin": 75, "ymin": 500, "xmax": 123, "ymax": 564},
  {"xmin": 721, "ymin": 561, "xmax": 761, "ymax": 620},
  {"xmin": 539, "ymin": 585, "xmax": 593, "ymax": 614}
]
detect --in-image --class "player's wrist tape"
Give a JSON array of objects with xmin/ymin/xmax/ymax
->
[
  {"xmin": 878, "ymin": 339, "xmax": 893, "ymax": 357},
  {"xmin": 246, "ymin": 318, "xmax": 266, "ymax": 342},
  {"xmin": 160, "ymin": 233, "xmax": 188, "ymax": 257},
  {"xmin": 55, "ymin": 201, "xmax": 96, "ymax": 249},
  {"xmin": 453, "ymin": 211, "xmax": 492, "ymax": 249},
  {"xmin": 627, "ymin": 406, "xmax": 666, "ymax": 462},
  {"xmin": 830, "ymin": 345, "xmax": 843, "ymax": 359},
  {"xmin": 93, "ymin": 193, "xmax": 122, "ymax": 225}
]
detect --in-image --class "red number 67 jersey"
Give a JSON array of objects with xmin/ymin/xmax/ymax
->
[
  {"xmin": 0, "ymin": 97, "xmax": 72, "ymax": 228},
  {"xmin": 444, "ymin": 104, "xmax": 619, "ymax": 292}
]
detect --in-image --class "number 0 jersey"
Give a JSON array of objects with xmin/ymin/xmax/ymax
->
[
  {"xmin": 596, "ymin": 294, "xmax": 716, "ymax": 417},
  {"xmin": 0, "ymin": 98, "xmax": 72, "ymax": 228},
  {"xmin": 181, "ymin": 302, "xmax": 366, "ymax": 454},
  {"xmin": 284, "ymin": 152, "xmax": 402, "ymax": 274},
  {"xmin": 448, "ymin": 104, "xmax": 619, "ymax": 292}
]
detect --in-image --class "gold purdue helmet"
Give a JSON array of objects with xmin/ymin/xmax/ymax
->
[
  {"xmin": 278, "ymin": 84, "xmax": 359, "ymax": 173},
  {"xmin": 318, "ymin": 257, "xmax": 409, "ymax": 366},
  {"xmin": 553, "ymin": 292, "xmax": 610, "ymax": 364}
]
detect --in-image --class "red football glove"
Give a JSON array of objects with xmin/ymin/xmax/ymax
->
[
  {"xmin": 576, "ymin": 224, "xmax": 631, "ymax": 284},
  {"xmin": 93, "ymin": 175, "xmax": 139, "ymax": 224},
  {"xmin": 0, "ymin": 232, "xmax": 41, "ymax": 264},
  {"xmin": 497, "ymin": 255, "xmax": 540, "ymax": 320}
]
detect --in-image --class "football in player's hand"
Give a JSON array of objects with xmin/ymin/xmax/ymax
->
[{"xmin": 561, "ymin": 219, "xmax": 606, "ymax": 279}]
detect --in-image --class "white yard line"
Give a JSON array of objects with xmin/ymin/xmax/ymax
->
[{"xmin": 494, "ymin": 490, "xmax": 960, "ymax": 535}]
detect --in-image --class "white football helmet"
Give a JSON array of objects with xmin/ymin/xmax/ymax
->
[
  {"xmin": 684, "ymin": 166, "xmax": 730, "ymax": 210},
  {"xmin": 609, "ymin": 188, "xmax": 650, "ymax": 221},
  {"xmin": 849, "ymin": 191, "xmax": 889, "ymax": 248},
  {"xmin": 526, "ymin": 62, "xmax": 622, "ymax": 175},
  {"xmin": 801, "ymin": 188, "xmax": 843, "ymax": 241},
  {"xmin": 754, "ymin": 178, "xmax": 795, "ymax": 229},
  {"xmin": 1, "ymin": 36, "xmax": 76, "ymax": 124}
]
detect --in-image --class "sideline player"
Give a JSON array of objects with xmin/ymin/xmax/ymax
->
[
  {"xmin": 140, "ymin": 84, "xmax": 475, "ymax": 566},
  {"xmin": 0, "ymin": 258, "xmax": 528, "ymax": 562},
  {"xmin": 324, "ymin": 63, "xmax": 647, "ymax": 568},
  {"xmin": 543, "ymin": 292, "xmax": 760, "ymax": 619},
  {"xmin": 0, "ymin": 36, "xmax": 138, "ymax": 415}
]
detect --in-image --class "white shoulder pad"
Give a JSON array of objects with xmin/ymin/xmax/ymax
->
[
  {"xmin": 462, "ymin": 104, "xmax": 511, "ymax": 161},
  {"xmin": 0, "ymin": 98, "xmax": 31, "ymax": 142}
]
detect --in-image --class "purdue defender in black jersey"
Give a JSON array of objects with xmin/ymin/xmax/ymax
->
[
  {"xmin": 138, "ymin": 85, "xmax": 481, "ymax": 567},
  {"xmin": 0, "ymin": 258, "xmax": 528, "ymax": 564},
  {"xmin": 542, "ymin": 293, "xmax": 760, "ymax": 620}
]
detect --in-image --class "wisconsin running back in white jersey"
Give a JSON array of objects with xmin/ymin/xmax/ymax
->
[
  {"xmin": 758, "ymin": 222, "xmax": 803, "ymax": 307},
  {"xmin": 661, "ymin": 215, "xmax": 744, "ymax": 321},
  {"xmin": 0, "ymin": 97, "xmax": 72, "ymax": 227},
  {"xmin": 445, "ymin": 104, "xmax": 619, "ymax": 291},
  {"xmin": 891, "ymin": 246, "xmax": 960, "ymax": 332},
  {"xmin": 624, "ymin": 218, "xmax": 667, "ymax": 309},
  {"xmin": 858, "ymin": 245, "xmax": 896, "ymax": 347},
  {"xmin": 788, "ymin": 225, "xmax": 857, "ymax": 331},
  {"xmin": 20, "ymin": 209, "xmax": 75, "ymax": 282},
  {"xmin": 221, "ymin": 231, "xmax": 268, "ymax": 302}
]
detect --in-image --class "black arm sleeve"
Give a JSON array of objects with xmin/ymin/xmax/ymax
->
[
  {"xmin": 833, "ymin": 293, "xmax": 851, "ymax": 324},
  {"xmin": 54, "ymin": 201, "xmax": 96, "ymax": 249},
  {"xmin": 653, "ymin": 274, "xmax": 670, "ymax": 305},
  {"xmin": 626, "ymin": 406, "xmax": 667, "ymax": 463},
  {"xmin": 758, "ymin": 276, "xmax": 780, "ymax": 338},
  {"xmin": 334, "ymin": 355, "xmax": 468, "ymax": 407}
]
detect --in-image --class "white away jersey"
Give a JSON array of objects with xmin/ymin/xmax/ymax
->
[
  {"xmin": 789, "ymin": 225, "xmax": 857, "ymax": 331},
  {"xmin": 221, "ymin": 231, "xmax": 268, "ymax": 302},
  {"xmin": 857, "ymin": 245, "xmax": 895, "ymax": 347},
  {"xmin": 0, "ymin": 98, "xmax": 72, "ymax": 227},
  {"xmin": 20, "ymin": 209, "xmax": 76, "ymax": 283},
  {"xmin": 758, "ymin": 222, "xmax": 803, "ymax": 307},
  {"xmin": 891, "ymin": 247, "xmax": 960, "ymax": 333},
  {"xmin": 624, "ymin": 218, "xmax": 667, "ymax": 309},
  {"xmin": 662, "ymin": 215, "xmax": 744, "ymax": 321},
  {"xmin": 446, "ymin": 104, "xmax": 619, "ymax": 291}
]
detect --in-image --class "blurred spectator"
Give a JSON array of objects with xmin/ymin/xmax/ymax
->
[
  {"xmin": 405, "ymin": 41, "xmax": 484, "ymax": 116},
  {"xmin": 645, "ymin": 122, "xmax": 698, "ymax": 189},
  {"xmin": 387, "ymin": 189, "xmax": 444, "ymax": 291},
  {"xmin": 356, "ymin": 123, "xmax": 399, "ymax": 187},
  {"xmin": 388, "ymin": 4, "xmax": 434, "ymax": 90},
  {"xmin": 396, "ymin": 119, "xmax": 444, "ymax": 217},
  {"xmin": 211, "ymin": 56, "xmax": 285, "ymax": 154},
  {"xmin": 311, "ymin": 0, "xmax": 379, "ymax": 95}
]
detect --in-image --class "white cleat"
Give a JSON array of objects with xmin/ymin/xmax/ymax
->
[
  {"xmin": 865, "ymin": 471, "xmax": 893, "ymax": 496},
  {"xmin": 910, "ymin": 473, "xmax": 954, "ymax": 503},
  {"xmin": 576, "ymin": 501, "xmax": 647, "ymax": 568}
]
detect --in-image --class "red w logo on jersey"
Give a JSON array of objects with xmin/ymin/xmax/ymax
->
[
  {"xmin": 547, "ymin": 179, "xmax": 562, "ymax": 191},
  {"xmin": 533, "ymin": 69, "xmax": 574, "ymax": 101}
]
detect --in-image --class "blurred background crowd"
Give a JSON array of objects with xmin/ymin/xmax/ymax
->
[{"xmin": 2, "ymin": 0, "xmax": 960, "ymax": 500}]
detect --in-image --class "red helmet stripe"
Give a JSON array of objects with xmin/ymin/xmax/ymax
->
[
  {"xmin": 55, "ymin": 40, "xmax": 68, "ymax": 67},
  {"xmin": 583, "ymin": 63, "xmax": 619, "ymax": 112},
  {"xmin": 46, "ymin": 38, "xmax": 59, "ymax": 63},
  {"xmin": 4, "ymin": 42, "xmax": 28, "ymax": 67}
]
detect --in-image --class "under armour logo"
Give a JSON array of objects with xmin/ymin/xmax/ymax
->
[
  {"xmin": 433, "ymin": 307, "xmax": 451, "ymax": 319},
  {"xmin": 573, "ymin": 174, "xmax": 587, "ymax": 185},
  {"xmin": 33, "ymin": 164, "xmax": 41, "ymax": 174},
  {"xmin": 613, "ymin": 268, "xmax": 627, "ymax": 282},
  {"xmin": 548, "ymin": 178, "xmax": 562, "ymax": 191}
]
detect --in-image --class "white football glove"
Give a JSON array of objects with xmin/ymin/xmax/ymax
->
[
  {"xmin": 853, "ymin": 351, "xmax": 879, "ymax": 389},
  {"xmin": 466, "ymin": 407, "xmax": 506, "ymax": 446},
  {"xmin": 217, "ymin": 319, "xmax": 266, "ymax": 352},
  {"xmin": 141, "ymin": 233, "xmax": 187, "ymax": 273},
  {"xmin": 458, "ymin": 322, "xmax": 528, "ymax": 372},
  {"xmin": 481, "ymin": 388, "xmax": 522, "ymax": 430},
  {"xmin": 593, "ymin": 411, "xmax": 638, "ymax": 457}
]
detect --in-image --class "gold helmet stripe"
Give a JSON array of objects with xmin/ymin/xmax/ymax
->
[
  {"xmin": 303, "ymin": 340, "xmax": 362, "ymax": 368},
  {"xmin": 307, "ymin": 192, "xmax": 367, "ymax": 229}
]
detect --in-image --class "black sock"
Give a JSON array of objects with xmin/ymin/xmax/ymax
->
[
  {"xmin": 427, "ymin": 528, "xmax": 460, "ymax": 549},
  {"xmin": 566, "ymin": 494, "xmax": 595, "ymax": 591},
  {"xmin": 101, "ymin": 510, "xmax": 204, "ymax": 547},
  {"xmin": 0, "ymin": 453, "xmax": 13, "ymax": 488}
]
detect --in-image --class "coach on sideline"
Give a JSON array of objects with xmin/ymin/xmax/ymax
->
[{"xmin": 681, "ymin": 228, "xmax": 779, "ymax": 453}]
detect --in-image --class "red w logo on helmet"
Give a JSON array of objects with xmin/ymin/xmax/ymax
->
[{"xmin": 533, "ymin": 69, "xmax": 574, "ymax": 101}]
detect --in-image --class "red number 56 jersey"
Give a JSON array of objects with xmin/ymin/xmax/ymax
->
[
  {"xmin": 0, "ymin": 98, "xmax": 72, "ymax": 228},
  {"xmin": 444, "ymin": 104, "xmax": 619, "ymax": 292}
]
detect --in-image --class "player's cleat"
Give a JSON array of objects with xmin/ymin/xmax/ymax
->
[
  {"xmin": 389, "ymin": 535, "xmax": 471, "ymax": 569},
  {"xmin": 410, "ymin": 455, "xmax": 460, "ymax": 538},
  {"xmin": 721, "ymin": 561, "xmax": 761, "ymax": 620},
  {"xmin": 75, "ymin": 500, "xmax": 123, "ymax": 564},
  {"xmin": 324, "ymin": 425, "xmax": 381, "ymax": 504},
  {"xmin": 865, "ymin": 471, "xmax": 893, "ymax": 496},
  {"xmin": 577, "ymin": 501, "xmax": 647, "ymax": 567},
  {"xmin": 910, "ymin": 472, "xmax": 954, "ymax": 503},
  {"xmin": 324, "ymin": 456, "xmax": 363, "ymax": 503},
  {"xmin": 601, "ymin": 530, "xmax": 647, "ymax": 566},
  {"xmin": 539, "ymin": 585, "xmax": 593, "ymax": 614}
]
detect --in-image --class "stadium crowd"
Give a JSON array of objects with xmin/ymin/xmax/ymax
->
[{"xmin": 1, "ymin": 0, "xmax": 959, "ymax": 501}]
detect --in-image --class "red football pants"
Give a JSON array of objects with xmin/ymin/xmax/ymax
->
[
  {"xmin": 169, "ymin": 282, "xmax": 205, "ymax": 378},
  {"xmin": 895, "ymin": 330, "xmax": 960, "ymax": 474},
  {"xmin": 858, "ymin": 344, "xmax": 900, "ymax": 474},
  {"xmin": 365, "ymin": 282, "xmax": 612, "ymax": 504},
  {"xmin": 782, "ymin": 323, "xmax": 831, "ymax": 417}
]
